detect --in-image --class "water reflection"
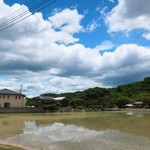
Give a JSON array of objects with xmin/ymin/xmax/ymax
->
[
  {"xmin": 126, "ymin": 111, "xmax": 134, "ymax": 116},
  {"xmin": 0, "ymin": 120, "xmax": 24, "ymax": 138},
  {"xmin": 0, "ymin": 112, "xmax": 150, "ymax": 150},
  {"xmin": 6, "ymin": 121, "xmax": 150, "ymax": 150},
  {"xmin": 126, "ymin": 111, "xmax": 144, "ymax": 117}
]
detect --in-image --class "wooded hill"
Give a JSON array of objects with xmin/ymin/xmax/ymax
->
[{"xmin": 27, "ymin": 77, "xmax": 150, "ymax": 109}]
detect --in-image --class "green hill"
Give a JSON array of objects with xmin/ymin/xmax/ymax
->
[{"xmin": 27, "ymin": 77, "xmax": 150, "ymax": 109}]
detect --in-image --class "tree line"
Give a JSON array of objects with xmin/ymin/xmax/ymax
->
[{"xmin": 26, "ymin": 77, "xmax": 150, "ymax": 110}]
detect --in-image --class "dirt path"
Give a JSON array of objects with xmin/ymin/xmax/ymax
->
[{"xmin": 0, "ymin": 140, "xmax": 40, "ymax": 150}]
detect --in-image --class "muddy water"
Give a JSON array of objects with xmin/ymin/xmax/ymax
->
[{"xmin": 0, "ymin": 111, "xmax": 150, "ymax": 150}]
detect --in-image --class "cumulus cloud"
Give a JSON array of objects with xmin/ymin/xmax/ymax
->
[
  {"xmin": 49, "ymin": 8, "xmax": 83, "ymax": 34},
  {"xmin": 1, "ymin": 42, "xmax": 150, "ymax": 97},
  {"xmin": 0, "ymin": 3, "xmax": 83, "ymax": 44},
  {"xmin": 96, "ymin": 44, "xmax": 150, "ymax": 85},
  {"xmin": 0, "ymin": 73, "xmax": 102, "ymax": 97},
  {"xmin": 143, "ymin": 32, "xmax": 150, "ymax": 40},
  {"xmin": 22, "ymin": 43, "xmax": 150, "ymax": 95},
  {"xmin": 0, "ymin": 2, "xmax": 86, "ymax": 73},
  {"xmin": 95, "ymin": 41, "xmax": 115, "ymax": 51},
  {"xmin": 106, "ymin": 0, "xmax": 150, "ymax": 35},
  {"xmin": 0, "ymin": 1, "xmax": 150, "ymax": 96}
]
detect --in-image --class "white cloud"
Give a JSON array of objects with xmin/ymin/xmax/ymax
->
[
  {"xmin": 0, "ymin": 1, "xmax": 150, "ymax": 97},
  {"xmin": 143, "ymin": 32, "xmax": 150, "ymax": 40},
  {"xmin": 49, "ymin": 8, "xmax": 83, "ymax": 34},
  {"xmin": 95, "ymin": 41, "xmax": 115, "ymax": 51},
  {"xmin": 0, "ymin": 4, "xmax": 83, "ymax": 45},
  {"xmin": 106, "ymin": 0, "xmax": 150, "ymax": 34},
  {"xmin": 1, "ymin": 42, "xmax": 150, "ymax": 97},
  {"xmin": 109, "ymin": 0, "xmax": 115, "ymax": 3},
  {"xmin": 100, "ymin": 6, "xmax": 108, "ymax": 15},
  {"xmin": 51, "ymin": 7, "xmax": 62, "ymax": 15},
  {"xmin": 47, "ymin": 76, "xmax": 101, "ymax": 93},
  {"xmin": 102, "ymin": 44, "xmax": 150, "ymax": 69},
  {"xmin": 85, "ymin": 20, "xmax": 100, "ymax": 33},
  {"xmin": 2, "ymin": 73, "xmax": 102, "ymax": 97}
]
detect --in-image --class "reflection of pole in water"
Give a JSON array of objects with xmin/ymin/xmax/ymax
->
[
  {"xmin": 17, "ymin": 132, "xmax": 19, "ymax": 144},
  {"xmin": 17, "ymin": 119, "xmax": 25, "ymax": 144}
]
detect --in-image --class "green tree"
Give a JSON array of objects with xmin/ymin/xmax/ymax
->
[{"xmin": 115, "ymin": 96, "xmax": 130, "ymax": 108}]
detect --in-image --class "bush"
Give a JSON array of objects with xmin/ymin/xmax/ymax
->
[
  {"xmin": 42, "ymin": 104, "xmax": 59, "ymax": 112},
  {"xmin": 77, "ymin": 106, "xmax": 85, "ymax": 110}
]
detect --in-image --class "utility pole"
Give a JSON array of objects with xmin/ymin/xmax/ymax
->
[
  {"xmin": 20, "ymin": 84, "xmax": 22, "ymax": 94},
  {"xmin": 20, "ymin": 85, "xmax": 23, "ymax": 108}
]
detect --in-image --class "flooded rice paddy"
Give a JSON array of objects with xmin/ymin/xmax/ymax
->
[{"xmin": 0, "ymin": 111, "xmax": 150, "ymax": 150}]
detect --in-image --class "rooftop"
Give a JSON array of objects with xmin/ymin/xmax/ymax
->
[
  {"xmin": 54, "ymin": 97, "xmax": 66, "ymax": 101},
  {"xmin": 39, "ymin": 96, "xmax": 54, "ymax": 101},
  {"xmin": 0, "ymin": 88, "xmax": 24, "ymax": 95}
]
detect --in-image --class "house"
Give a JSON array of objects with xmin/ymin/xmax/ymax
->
[
  {"xmin": 37, "ymin": 96, "xmax": 69, "ymax": 107},
  {"xmin": 0, "ymin": 88, "xmax": 26, "ymax": 108},
  {"xmin": 54, "ymin": 97, "xmax": 69, "ymax": 107},
  {"xmin": 134, "ymin": 101, "xmax": 145, "ymax": 108},
  {"xmin": 37, "ymin": 96, "xmax": 56, "ymax": 106},
  {"xmin": 125, "ymin": 104, "xmax": 134, "ymax": 108}
]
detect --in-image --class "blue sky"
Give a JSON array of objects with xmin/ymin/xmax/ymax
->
[{"xmin": 0, "ymin": 0, "xmax": 150, "ymax": 97}]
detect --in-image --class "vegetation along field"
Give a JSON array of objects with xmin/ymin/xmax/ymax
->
[{"xmin": 27, "ymin": 77, "xmax": 150, "ymax": 110}]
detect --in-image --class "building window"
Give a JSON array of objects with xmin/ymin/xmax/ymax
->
[
  {"xmin": 3, "ymin": 95, "xmax": 5, "ymax": 99},
  {"xmin": 4, "ymin": 103, "xmax": 10, "ymax": 108},
  {"xmin": 15, "ymin": 95, "xmax": 17, "ymax": 99},
  {"xmin": 8, "ymin": 95, "xmax": 9, "ymax": 99},
  {"xmin": 19, "ymin": 96, "xmax": 21, "ymax": 99}
]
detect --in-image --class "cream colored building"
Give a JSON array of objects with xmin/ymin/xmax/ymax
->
[{"xmin": 0, "ymin": 89, "xmax": 26, "ymax": 108}]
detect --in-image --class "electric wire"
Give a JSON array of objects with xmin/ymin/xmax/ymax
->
[
  {"xmin": 0, "ymin": 0, "xmax": 56, "ymax": 30},
  {"xmin": 0, "ymin": 0, "xmax": 50, "ymax": 28},
  {"xmin": 0, "ymin": 0, "xmax": 57, "ymax": 32},
  {"xmin": 0, "ymin": 0, "xmax": 44, "ymax": 25}
]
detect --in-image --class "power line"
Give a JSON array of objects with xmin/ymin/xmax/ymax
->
[
  {"xmin": 0, "ymin": 0, "xmax": 43, "ymax": 25},
  {"xmin": 0, "ymin": 0, "xmax": 58, "ymax": 32},
  {"xmin": 0, "ymin": 0, "xmax": 50, "ymax": 28},
  {"xmin": 0, "ymin": 0, "xmax": 57, "ymax": 30}
]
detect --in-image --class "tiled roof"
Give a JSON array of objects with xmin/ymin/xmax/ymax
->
[
  {"xmin": 134, "ymin": 101, "xmax": 144, "ymax": 104},
  {"xmin": 0, "ymin": 88, "xmax": 23, "ymax": 95},
  {"xmin": 54, "ymin": 97, "xmax": 66, "ymax": 101},
  {"xmin": 39, "ymin": 96, "xmax": 54, "ymax": 101}
]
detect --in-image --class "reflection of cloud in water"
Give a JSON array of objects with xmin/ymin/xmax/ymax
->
[
  {"xmin": 7, "ymin": 121, "xmax": 150, "ymax": 150},
  {"xmin": 135, "ymin": 114, "xmax": 144, "ymax": 118},
  {"xmin": 126, "ymin": 111, "xmax": 144, "ymax": 118}
]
